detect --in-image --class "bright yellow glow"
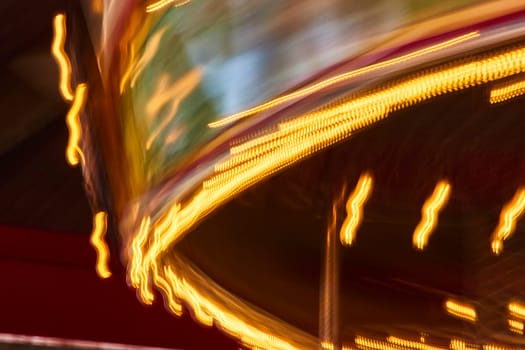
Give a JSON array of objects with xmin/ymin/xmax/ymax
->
[
  {"xmin": 321, "ymin": 341, "xmax": 334, "ymax": 350},
  {"xmin": 130, "ymin": 44, "xmax": 525, "ymax": 348},
  {"xmin": 413, "ymin": 181, "xmax": 451, "ymax": 250},
  {"xmin": 491, "ymin": 188, "xmax": 525, "ymax": 255},
  {"xmin": 508, "ymin": 319, "xmax": 524, "ymax": 334},
  {"xmin": 508, "ymin": 301, "xmax": 525, "ymax": 319},
  {"xmin": 89, "ymin": 212, "xmax": 111, "ymax": 279},
  {"xmin": 354, "ymin": 336, "xmax": 399, "ymax": 350},
  {"xmin": 490, "ymin": 76, "xmax": 525, "ymax": 104},
  {"xmin": 51, "ymin": 14, "xmax": 74, "ymax": 102},
  {"xmin": 146, "ymin": 0, "xmax": 190, "ymax": 12},
  {"xmin": 65, "ymin": 84, "xmax": 88, "ymax": 167},
  {"xmin": 450, "ymin": 339, "xmax": 479, "ymax": 350},
  {"xmin": 129, "ymin": 216, "xmax": 154, "ymax": 304},
  {"xmin": 340, "ymin": 173, "xmax": 373, "ymax": 246},
  {"xmin": 387, "ymin": 336, "xmax": 445, "ymax": 350},
  {"xmin": 445, "ymin": 299, "xmax": 477, "ymax": 322},
  {"xmin": 483, "ymin": 345, "xmax": 520, "ymax": 350},
  {"xmin": 208, "ymin": 31, "xmax": 479, "ymax": 128}
]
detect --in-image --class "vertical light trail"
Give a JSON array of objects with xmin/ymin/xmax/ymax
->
[
  {"xmin": 89, "ymin": 212, "xmax": 111, "ymax": 279},
  {"xmin": 413, "ymin": 181, "xmax": 451, "ymax": 250},
  {"xmin": 319, "ymin": 190, "xmax": 345, "ymax": 349},
  {"xmin": 51, "ymin": 14, "xmax": 74, "ymax": 102},
  {"xmin": 130, "ymin": 216, "xmax": 154, "ymax": 304},
  {"xmin": 65, "ymin": 84, "xmax": 88, "ymax": 167},
  {"xmin": 339, "ymin": 174, "xmax": 373, "ymax": 246},
  {"xmin": 491, "ymin": 188, "xmax": 525, "ymax": 255}
]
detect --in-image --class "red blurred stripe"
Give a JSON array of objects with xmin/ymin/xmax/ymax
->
[{"xmin": 0, "ymin": 225, "xmax": 237, "ymax": 350}]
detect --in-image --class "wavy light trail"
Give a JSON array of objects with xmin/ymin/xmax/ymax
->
[
  {"xmin": 340, "ymin": 174, "xmax": 373, "ymax": 246},
  {"xmin": 491, "ymin": 188, "xmax": 525, "ymax": 255},
  {"xmin": 51, "ymin": 14, "xmax": 74, "ymax": 102},
  {"xmin": 413, "ymin": 181, "xmax": 451, "ymax": 250},
  {"xmin": 90, "ymin": 212, "xmax": 111, "ymax": 279}
]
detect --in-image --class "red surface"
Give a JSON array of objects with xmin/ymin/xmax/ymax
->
[{"xmin": 0, "ymin": 225, "xmax": 238, "ymax": 350}]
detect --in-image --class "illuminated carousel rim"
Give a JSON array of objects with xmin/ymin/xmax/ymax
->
[
  {"xmin": 61, "ymin": 2, "xmax": 525, "ymax": 349},
  {"xmin": 125, "ymin": 33, "xmax": 525, "ymax": 350}
]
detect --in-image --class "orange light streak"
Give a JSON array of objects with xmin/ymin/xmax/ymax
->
[
  {"xmin": 508, "ymin": 319, "xmax": 524, "ymax": 335},
  {"xmin": 387, "ymin": 336, "xmax": 445, "ymax": 350},
  {"xmin": 490, "ymin": 76, "xmax": 525, "ymax": 104},
  {"xmin": 51, "ymin": 14, "xmax": 74, "ymax": 102},
  {"xmin": 65, "ymin": 84, "xmax": 88, "ymax": 167},
  {"xmin": 162, "ymin": 266, "xmax": 301, "ymax": 350},
  {"xmin": 445, "ymin": 299, "xmax": 477, "ymax": 322},
  {"xmin": 146, "ymin": 0, "xmax": 190, "ymax": 12},
  {"xmin": 508, "ymin": 301, "xmax": 525, "ymax": 319},
  {"xmin": 491, "ymin": 188, "xmax": 525, "ymax": 255},
  {"xmin": 413, "ymin": 181, "xmax": 451, "ymax": 250},
  {"xmin": 450, "ymin": 339, "xmax": 479, "ymax": 350},
  {"xmin": 483, "ymin": 345, "xmax": 521, "ymax": 350},
  {"xmin": 321, "ymin": 341, "xmax": 335, "ymax": 350},
  {"xmin": 208, "ymin": 31, "xmax": 479, "ymax": 128},
  {"xmin": 128, "ymin": 27, "xmax": 167, "ymax": 89},
  {"xmin": 354, "ymin": 336, "xmax": 400, "ymax": 350},
  {"xmin": 340, "ymin": 173, "xmax": 373, "ymax": 246},
  {"xmin": 89, "ymin": 212, "xmax": 111, "ymax": 279},
  {"xmin": 145, "ymin": 69, "xmax": 202, "ymax": 149}
]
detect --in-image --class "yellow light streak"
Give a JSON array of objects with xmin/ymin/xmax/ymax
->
[
  {"xmin": 445, "ymin": 299, "xmax": 477, "ymax": 322},
  {"xmin": 89, "ymin": 211, "xmax": 111, "ymax": 279},
  {"xmin": 450, "ymin": 339, "xmax": 479, "ymax": 350},
  {"xmin": 387, "ymin": 336, "xmax": 445, "ymax": 350},
  {"xmin": 508, "ymin": 319, "xmax": 524, "ymax": 335},
  {"xmin": 130, "ymin": 44, "xmax": 525, "ymax": 348},
  {"xmin": 123, "ymin": 27, "xmax": 167, "ymax": 91},
  {"xmin": 354, "ymin": 336, "xmax": 401, "ymax": 350},
  {"xmin": 508, "ymin": 301, "xmax": 525, "ymax": 319},
  {"xmin": 321, "ymin": 341, "xmax": 335, "ymax": 350},
  {"xmin": 483, "ymin": 345, "xmax": 520, "ymax": 350},
  {"xmin": 152, "ymin": 267, "xmax": 183, "ymax": 316},
  {"xmin": 148, "ymin": 218, "xmax": 183, "ymax": 315},
  {"xmin": 51, "ymin": 14, "xmax": 74, "ymax": 102},
  {"xmin": 140, "ymin": 41, "xmax": 525, "ymax": 295},
  {"xmin": 413, "ymin": 181, "xmax": 451, "ymax": 250},
  {"xmin": 129, "ymin": 216, "xmax": 154, "ymax": 304},
  {"xmin": 342, "ymin": 346, "xmax": 357, "ymax": 350},
  {"xmin": 340, "ymin": 173, "xmax": 373, "ymax": 246},
  {"xmin": 490, "ymin": 76, "xmax": 525, "ymax": 104},
  {"xmin": 208, "ymin": 31, "xmax": 479, "ymax": 128},
  {"xmin": 491, "ymin": 188, "xmax": 525, "ymax": 255},
  {"xmin": 162, "ymin": 266, "xmax": 300, "ymax": 350},
  {"xmin": 65, "ymin": 84, "xmax": 88, "ymax": 167},
  {"xmin": 146, "ymin": 0, "xmax": 190, "ymax": 12}
]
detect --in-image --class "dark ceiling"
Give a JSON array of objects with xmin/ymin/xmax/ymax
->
[{"xmin": 0, "ymin": 0, "xmax": 92, "ymax": 234}]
